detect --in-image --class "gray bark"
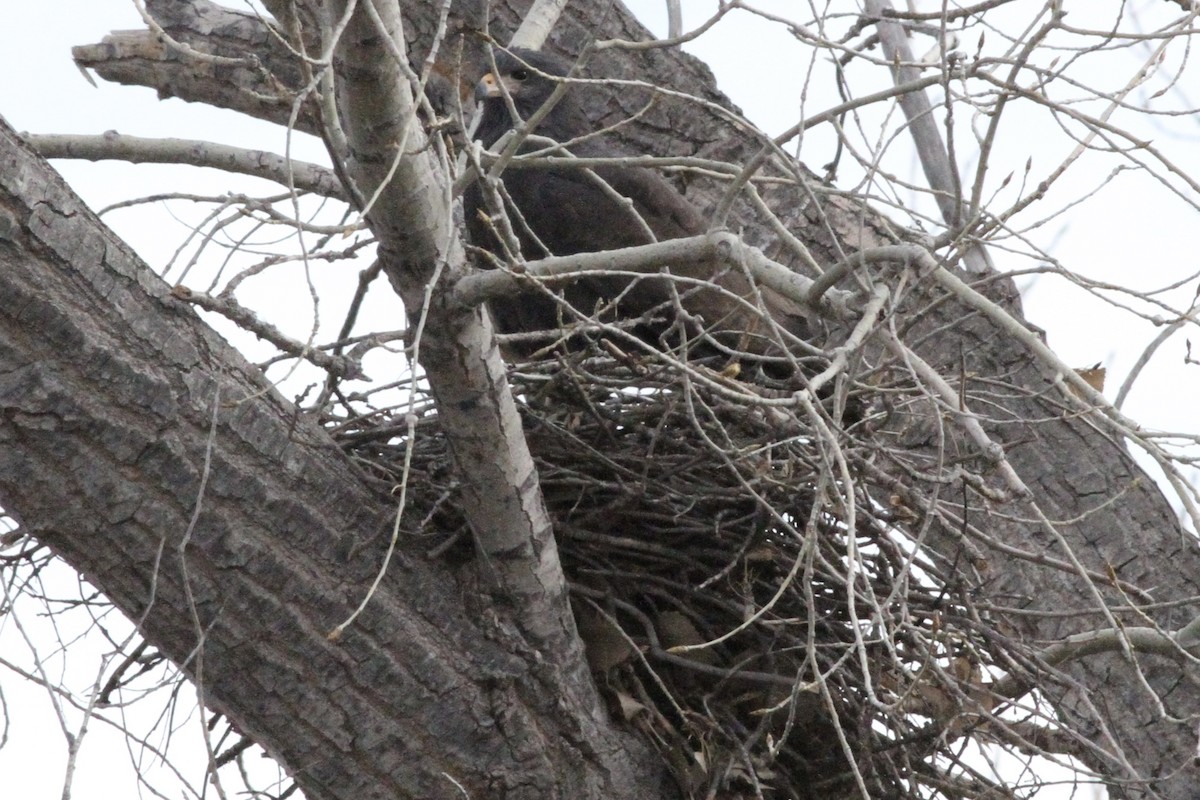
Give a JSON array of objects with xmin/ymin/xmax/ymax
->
[
  {"xmin": 890, "ymin": 276, "xmax": 1200, "ymax": 796},
  {"xmin": 0, "ymin": 121, "xmax": 660, "ymax": 799}
]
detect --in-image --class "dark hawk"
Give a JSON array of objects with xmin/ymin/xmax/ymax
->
[{"xmin": 464, "ymin": 48, "xmax": 806, "ymax": 367}]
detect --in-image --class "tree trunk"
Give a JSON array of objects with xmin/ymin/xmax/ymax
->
[{"xmin": 0, "ymin": 121, "xmax": 662, "ymax": 799}]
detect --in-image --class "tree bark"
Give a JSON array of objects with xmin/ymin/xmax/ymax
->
[
  {"xmin": 884, "ymin": 271, "xmax": 1200, "ymax": 796},
  {"xmin": 0, "ymin": 120, "xmax": 661, "ymax": 799}
]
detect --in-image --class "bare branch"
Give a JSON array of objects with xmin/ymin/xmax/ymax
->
[{"xmin": 27, "ymin": 132, "xmax": 346, "ymax": 200}]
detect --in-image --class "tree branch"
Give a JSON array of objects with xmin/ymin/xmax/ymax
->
[
  {"xmin": 26, "ymin": 132, "xmax": 345, "ymax": 200},
  {"xmin": 1, "ymin": 115, "xmax": 634, "ymax": 800},
  {"xmin": 323, "ymin": 2, "xmax": 651, "ymax": 795},
  {"xmin": 171, "ymin": 285, "xmax": 364, "ymax": 377},
  {"xmin": 454, "ymin": 230, "xmax": 854, "ymax": 318},
  {"xmin": 991, "ymin": 623, "xmax": 1200, "ymax": 702}
]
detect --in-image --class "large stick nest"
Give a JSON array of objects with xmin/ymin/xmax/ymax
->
[{"xmin": 333, "ymin": 346, "xmax": 1051, "ymax": 800}]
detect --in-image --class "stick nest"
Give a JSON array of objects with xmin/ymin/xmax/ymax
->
[{"xmin": 333, "ymin": 349, "xmax": 1045, "ymax": 800}]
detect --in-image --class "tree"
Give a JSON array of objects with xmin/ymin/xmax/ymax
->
[{"xmin": 3, "ymin": 1, "xmax": 1200, "ymax": 798}]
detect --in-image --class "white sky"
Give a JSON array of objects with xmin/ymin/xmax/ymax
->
[{"xmin": 3, "ymin": 1, "xmax": 1197, "ymax": 797}]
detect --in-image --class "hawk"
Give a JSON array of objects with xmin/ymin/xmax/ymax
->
[{"xmin": 464, "ymin": 48, "xmax": 805, "ymax": 368}]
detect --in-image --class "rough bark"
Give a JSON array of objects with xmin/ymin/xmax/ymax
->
[
  {"xmin": 887, "ymin": 274, "xmax": 1200, "ymax": 796},
  {"xmin": 0, "ymin": 120, "xmax": 661, "ymax": 799}
]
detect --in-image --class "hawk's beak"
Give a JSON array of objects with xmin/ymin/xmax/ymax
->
[
  {"xmin": 475, "ymin": 72, "xmax": 520, "ymax": 102},
  {"xmin": 475, "ymin": 72, "xmax": 500, "ymax": 102}
]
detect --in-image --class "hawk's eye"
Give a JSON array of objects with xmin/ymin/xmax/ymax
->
[{"xmin": 511, "ymin": 68, "xmax": 531, "ymax": 81}]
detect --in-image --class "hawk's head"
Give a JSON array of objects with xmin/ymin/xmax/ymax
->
[{"xmin": 474, "ymin": 49, "xmax": 578, "ymax": 148}]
